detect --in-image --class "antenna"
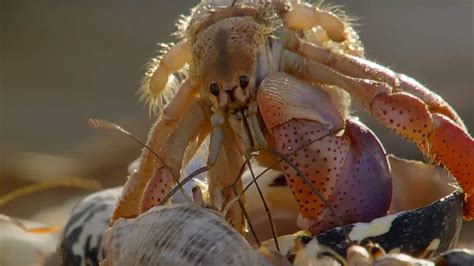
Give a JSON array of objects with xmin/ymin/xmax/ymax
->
[{"xmin": 244, "ymin": 155, "xmax": 281, "ymax": 252}]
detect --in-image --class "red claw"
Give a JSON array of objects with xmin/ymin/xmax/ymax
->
[
  {"xmin": 271, "ymin": 118, "xmax": 392, "ymax": 234},
  {"xmin": 429, "ymin": 114, "xmax": 474, "ymax": 220}
]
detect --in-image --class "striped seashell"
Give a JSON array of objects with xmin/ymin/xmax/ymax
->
[
  {"xmin": 59, "ymin": 187, "xmax": 121, "ymax": 265},
  {"xmin": 102, "ymin": 204, "xmax": 269, "ymax": 266}
]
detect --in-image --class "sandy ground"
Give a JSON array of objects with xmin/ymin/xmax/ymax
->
[{"xmin": 1, "ymin": 0, "xmax": 473, "ymax": 255}]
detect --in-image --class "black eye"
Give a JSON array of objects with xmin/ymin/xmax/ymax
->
[
  {"xmin": 239, "ymin": 75, "xmax": 249, "ymax": 88},
  {"xmin": 209, "ymin": 82, "xmax": 219, "ymax": 96}
]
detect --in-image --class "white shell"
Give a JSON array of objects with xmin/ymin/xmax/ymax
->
[
  {"xmin": 59, "ymin": 187, "xmax": 122, "ymax": 265},
  {"xmin": 373, "ymin": 254, "xmax": 434, "ymax": 266},
  {"xmin": 103, "ymin": 204, "xmax": 268, "ymax": 266},
  {"xmin": 0, "ymin": 218, "xmax": 58, "ymax": 266}
]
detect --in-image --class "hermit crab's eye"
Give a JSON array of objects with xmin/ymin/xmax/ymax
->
[
  {"xmin": 209, "ymin": 82, "xmax": 219, "ymax": 96},
  {"xmin": 239, "ymin": 75, "xmax": 249, "ymax": 88}
]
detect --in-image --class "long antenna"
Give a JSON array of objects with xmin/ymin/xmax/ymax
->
[
  {"xmin": 245, "ymin": 155, "xmax": 281, "ymax": 252},
  {"xmin": 88, "ymin": 118, "xmax": 192, "ymax": 203},
  {"xmin": 230, "ymin": 159, "xmax": 263, "ymax": 247}
]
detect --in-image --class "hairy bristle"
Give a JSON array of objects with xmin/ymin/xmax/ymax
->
[{"xmin": 138, "ymin": 44, "xmax": 188, "ymax": 116}]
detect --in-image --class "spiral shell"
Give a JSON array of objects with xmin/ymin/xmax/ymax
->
[{"xmin": 102, "ymin": 204, "xmax": 268, "ymax": 266}]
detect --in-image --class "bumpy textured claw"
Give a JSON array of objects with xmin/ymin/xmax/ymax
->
[
  {"xmin": 315, "ymin": 120, "xmax": 392, "ymax": 232},
  {"xmin": 272, "ymin": 119, "xmax": 392, "ymax": 234},
  {"xmin": 428, "ymin": 114, "xmax": 474, "ymax": 220},
  {"xmin": 257, "ymin": 73, "xmax": 391, "ymax": 234},
  {"xmin": 370, "ymin": 89, "xmax": 473, "ymax": 221},
  {"xmin": 284, "ymin": 36, "xmax": 473, "ymax": 221},
  {"xmin": 139, "ymin": 167, "xmax": 174, "ymax": 213},
  {"xmin": 371, "ymin": 92, "xmax": 433, "ymax": 142},
  {"xmin": 370, "ymin": 92, "xmax": 473, "ymax": 220}
]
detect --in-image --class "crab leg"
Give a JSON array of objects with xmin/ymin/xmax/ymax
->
[
  {"xmin": 283, "ymin": 30, "xmax": 398, "ymax": 88},
  {"xmin": 149, "ymin": 41, "xmax": 192, "ymax": 97},
  {"xmin": 139, "ymin": 100, "xmax": 212, "ymax": 213},
  {"xmin": 208, "ymin": 124, "xmax": 247, "ymax": 233},
  {"xmin": 283, "ymin": 3, "xmax": 346, "ymax": 42},
  {"xmin": 111, "ymin": 79, "xmax": 199, "ymax": 222},
  {"xmin": 283, "ymin": 51, "xmax": 474, "ymax": 220},
  {"xmin": 257, "ymin": 73, "xmax": 392, "ymax": 234},
  {"xmin": 283, "ymin": 32, "xmax": 465, "ymax": 128}
]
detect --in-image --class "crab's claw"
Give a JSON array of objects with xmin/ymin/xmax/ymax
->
[
  {"xmin": 282, "ymin": 34, "xmax": 474, "ymax": 220},
  {"xmin": 428, "ymin": 114, "xmax": 474, "ymax": 220},
  {"xmin": 366, "ymin": 79, "xmax": 474, "ymax": 221},
  {"xmin": 257, "ymin": 73, "xmax": 392, "ymax": 234}
]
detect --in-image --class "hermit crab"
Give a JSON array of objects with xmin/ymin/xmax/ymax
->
[{"xmin": 111, "ymin": 0, "xmax": 473, "ymax": 240}]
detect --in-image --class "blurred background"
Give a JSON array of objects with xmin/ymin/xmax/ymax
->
[{"xmin": 1, "ymin": 0, "xmax": 473, "ymax": 258}]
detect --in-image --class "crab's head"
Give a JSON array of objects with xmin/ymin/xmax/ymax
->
[{"xmin": 193, "ymin": 17, "xmax": 266, "ymax": 111}]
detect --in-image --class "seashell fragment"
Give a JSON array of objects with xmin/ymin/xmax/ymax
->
[
  {"xmin": 432, "ymin": 249, "xmax": 474, "ymax": 265},
  {"xmin": 312, "ymin": 190, "xmax": 463, "ymax": 258},
  {"xmin": 372, "ymin": 253, "xmax": 434, "ymax": 266},
  {"xmin": 0, "ymin": 216, "xmax": 58, "ymax": 266},
  {"xmin": 59, "ymin": 187, "xmax": 122, "ymax": 265}
]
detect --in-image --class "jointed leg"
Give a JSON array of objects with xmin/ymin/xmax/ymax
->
[
  {"xmin": 283, "ymin": 30, "xmax": 399, "ymax": 87},
  {"xmin": 283, "ymin": 3, "xmax": 346, "ymax": 42},
  {"xmin": 111, "ymin": 80, "xmax": 199, "ymax": 223},
  {"xmin": 283, "ymin": 50, "xmax": 464, "ymax": 136},
  {"xmin": 283, "ymin": 50, "xmax": 474, "ymax": 220},
  {"xmin": 283, "ymin": 50, "xmax": 391, "ymax": 109},
  {"xmin": 284, "ymin": 33, "xmax": 465, "ymax": 128},
  {"xmin": 207, "ymin": 125, "xmax": 247, "ymax": 233},
  {"xmin": 428, "ymin": 114, "xmax": 474, "ymax": 219},
  {"xmin": 139, "ymin": 100, "xmax": 212, "ymax": 213},
  {"xmin": 149, "ymin": 41, "xmax": 192, "ymax": 97}
]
